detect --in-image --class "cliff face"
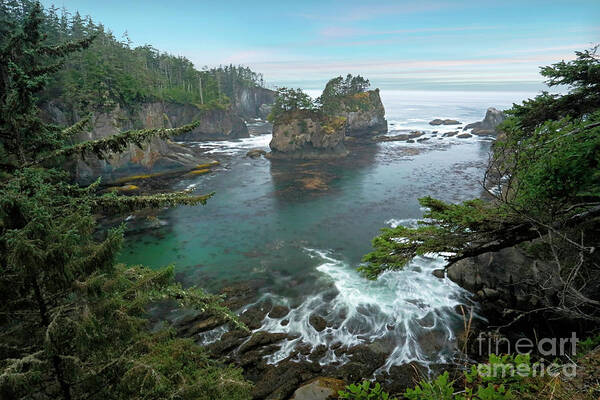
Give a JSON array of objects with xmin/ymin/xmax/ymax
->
[
  {"xmin": 337, "ymin": 89, "xmax": 387, "ymax": 137},
  {"xmin": 231, "ymin": 86, "xmax": 275, "ymax": 119},
  {"xmin": 268, "ymin": 110, "xmax": 348, "ymax": 159},
  {"xmin": 43, "ymin": 101, "xmax": 245, "ymax": 184}
]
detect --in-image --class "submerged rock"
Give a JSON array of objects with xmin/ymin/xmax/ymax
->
[
  {"xmin": 464, "ymin": 107, "xmax": 506, "ymax": 136},
  {"xmin": 268, "ymin": 110, "xmax": 348, "ymax": 159}
]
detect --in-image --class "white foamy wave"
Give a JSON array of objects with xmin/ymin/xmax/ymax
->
[
  {"xmin": 385, "ymin": 218, "xmax": 419, "ymax": 228},
  {"xmin": 259, "ymin": 248, "xmax": 476, "ymax": 372},
  {"xmin": 180, "ymin": 134, "xmax": 272, "ymax": 155}
]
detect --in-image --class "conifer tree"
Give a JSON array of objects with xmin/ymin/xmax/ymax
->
[{"xmin": 0, "ymin": 3, "xmax": 251, "ymax": 399}]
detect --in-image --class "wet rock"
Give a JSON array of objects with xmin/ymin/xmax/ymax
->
[
  {"xmin": 429, "ymin": 119, "xmax": 461, "ymax": 125},
  {"xmin": 290, "ymin": 377, "xmax": 346, "ymax": 400},
  {"xmin": 382, "ymin": 361, "xmax": 428, "ymax": 394},
  {"xmin": 268, "ymin": 305, "xmax": 290, "ymax": 319},
  {"xmin": 334, "ymin": 343, "xmax": 387, "ymax": 382},
  {"xmin": 432, "ymin": 269, "xmax": 445, "ymax": 279},
  {"xmin": 309, "ymin": 314, "xmax": 328, "ymax": 332},
  {"xmin": 251, "ymin": 360, "xmax": 321, "ymax": 400},
  {"xmin": 207, "ymin": 329, "xmax": 250, "ymax": 357},
  {"xmin": 238, "ymin": 331, "xmax": 289, "ymax": 354},
  {"xmin": 246, "ymin": 148, "xmax": 267, "ymax": 158},
  {"xmin": 239, "ymin": 303, "xmax": 271, "ymax": 330},
  {"xmin": 416, "ymin": 137, "xmax": 429, "ymax": 142},
  {"xmin": 457, "ymin": 133, "xmax": 472, "ymax": 139},
  {"xmin": 176, "ymin": 313, "xmax": 226, "ymax": 337}
]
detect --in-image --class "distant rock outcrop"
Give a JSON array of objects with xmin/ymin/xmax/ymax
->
[
  {"xmin": 267, "ymin": 110, "xmax": 348, "ymax": 159},
  {"xmin": 429, "ymin": 118, "xmax": 461, "ymax": 125},
  {"xmin": 463, "ymin": 107, "xmax": 506, "ymax": 136},
  {"xmin": 337, "ymin": 89, "xmax": 387, "ymax": 136}
]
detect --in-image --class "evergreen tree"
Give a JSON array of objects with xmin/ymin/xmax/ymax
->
[{"xmin": 0, "ymin": 3, "xmax": 251, "ymax": 399}]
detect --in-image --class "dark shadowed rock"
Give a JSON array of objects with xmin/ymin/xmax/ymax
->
[
  {"xmin": 457, "ymin": 133, "xmax": 472, "ymax": 139},
  {"xmin": 309, "ymin": 314, "xmax": 328, "ymax": 332},
  {"xmin": 268, "ymin": 305, "xmax": 290, "ymax": 319},
  {"xmin": 464, "ymin": 107, "xmax": 506, "ymax": 136}
]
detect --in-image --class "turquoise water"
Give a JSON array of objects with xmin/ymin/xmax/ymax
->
[{"xmin": 120, "ymin": 90, "xmax": 535, "ymax": 368}]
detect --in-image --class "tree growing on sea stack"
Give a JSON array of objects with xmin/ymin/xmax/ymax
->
[
  {"xmin": 267, "ymin": 87, "xmax": 316, "ymax": 122},
  {"xmin": 0, "ymin": 3, "xmax": 250, "ymax": 399},
  {"xmin": 360, "ymin": 47, "xmax": 600, "ymax": 324},
  {"xmin": 318, "ymin": 74, "xmax": 370, "ymax": 114}
]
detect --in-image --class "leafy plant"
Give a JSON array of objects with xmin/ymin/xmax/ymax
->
[
  {"xmin": 338, "ymin": 381, "xmax": 397, "ymax": 400},
  {"xmin": 404, "ymin": 371, "xmax": 455, "ymax": 400}
]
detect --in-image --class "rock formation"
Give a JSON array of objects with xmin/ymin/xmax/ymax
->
[
  {"xmin": 267, "ymin": 110, "xmax": 348, "ymax": 159},
  {"xmin": 429, "ymin": 118, "xmax": 461, "ymax": 125},
  {"xmin": 231, "ymin": 86, "xmax": 275, "ymax": 120},
  {"xmin": 337, "ymin": 89, "xmax": 387, "ymax": 137},
  {"xmin": 463, "ymin": 107, "xmax": 506, "ymax": 136},
  {"xmin": 43, "ymin": 101, "xmax": 242, "ymax": 184}
]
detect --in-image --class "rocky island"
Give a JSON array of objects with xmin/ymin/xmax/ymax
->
[{"xmin": 268, "ymin": 75, "xmax": 387, "ymax": 159}]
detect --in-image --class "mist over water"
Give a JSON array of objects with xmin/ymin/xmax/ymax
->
[{"xmin": 120, "ymin": 90, "xmax": 531, "ymax": 369}]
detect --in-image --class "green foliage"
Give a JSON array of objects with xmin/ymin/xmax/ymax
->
[
  {"xmin": 338, "ymin": 380, "xmax": 397, "ymax": 400},
  {"xmin": 577, "ymin": 334, "xmax": 600, "ymax": 357},
  {"xmin": 404, "ymin": 372, "xmax": 455, "ymax": 400},
  {"xmin": 318, "ymin": 74, "xmax": 371, "ymax": 114},
  {"xmin": 267, "ymin": 87, "xmax": 316, "ymax": 122},
  {"xmin": 403, "ymin": 355, "xmax": 546, "ymax": 400},
  {"xmin": 3, "ymin": 0, "xmax": 265, "ymax": 113},
  {"xmin": 0, "ymin": 4, "xmax": 251, "ymax": 399}
]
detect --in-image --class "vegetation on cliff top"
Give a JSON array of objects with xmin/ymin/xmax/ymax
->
[
  {"xmin": 361, "ymin": 47, "xmax": 600, "ymax": 324},
  {"xmin": 268, "ymin": 74, "xmax": 373, "ymax": 124},
  {"xmin": 0, "ymin": 4, "xmax": 251, "ymax": 399},
  {"xmin": 2, "ymin": 0, "xmax": 266, "ymax": 114}
]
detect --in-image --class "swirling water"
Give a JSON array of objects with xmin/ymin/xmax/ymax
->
[{"xmin": 120, "ymin": 90, "xmax": 535, "ymax": 370}]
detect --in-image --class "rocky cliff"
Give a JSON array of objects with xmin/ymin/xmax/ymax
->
[
  {"xmin": 463, "ymin": 107, "xmax": 506, "ymax": 136},
  {"xmin": 337, "ymin": 89, "xmax": 387, "ymax": 137},
  {"xmin": 43, "ymin": 101, "xmax": 246, "ymax": 184},
  {"xmin": 231, "ymin": 86, "xmax": 275, "ymax": 119},
  {"xmin": 267, "ymin": 110, "xmax": 348, "ymax": 159}
]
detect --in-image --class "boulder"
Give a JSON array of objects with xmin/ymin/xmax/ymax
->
[
  {"xmin": 268, "ymin": 110, "xmax": 348, "ymax": 159},
  {"xmin": 464, "ymin": 107, "xmax": 506, "ymax": 136},
  {"xmin": 309, "ymin": 313, "xmax": 328, "ymax": 332},
  {"xmin": 447, "ymin": 246, "xmax": 560, "ymax": 318},
  {"xmin": 246, "ymin": 149, "xmax": 267, "ymax": 158},
  {"xmin": 457, "ymin": 133, "xmax": 472, "ymax": 139},
  {"xmin": 290, "ymin": 377, "xmax": 346, "ymax": 400}
]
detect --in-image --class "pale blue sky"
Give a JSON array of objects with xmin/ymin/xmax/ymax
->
[{"xmin": 41, "ymin": 0, "xmax": 600, "ymax": 90}]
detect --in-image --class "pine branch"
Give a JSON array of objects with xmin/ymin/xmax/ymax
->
[
  {"xmin": 93, "ymin": 191, "xmax": 213, "ymax": 214},
  {"xmin": 60, "ymin": 115, "xmax": 92, "ymax": 139},
  {"xmin": 28, "ymin": 121, "xmax": 201, "ymax": 165}
]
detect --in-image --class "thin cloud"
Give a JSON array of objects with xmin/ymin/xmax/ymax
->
[{"xmin": 295, "ymin": 2, "xmax": 450, "ymax": 22}]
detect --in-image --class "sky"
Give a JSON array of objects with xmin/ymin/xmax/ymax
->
[{"xmin": 40, "ymin": 0, "xmax": 600, "ymax": 91}]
